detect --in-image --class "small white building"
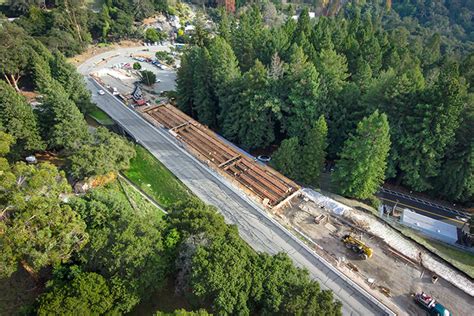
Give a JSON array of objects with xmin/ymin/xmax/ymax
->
[
  {"xmin": 292, "ymin": 11, "xmax": 316, "ymax": 20},
  {"xmin": 184, "ymin": 25, "xmax": 195, "ymax": 33}
]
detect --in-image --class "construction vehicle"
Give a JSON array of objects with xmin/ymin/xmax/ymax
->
[
  {"xmin": 341, "ymin": 234, "xmax": 373, "ymax": 260},
  {"xmin": 414, "ymin": 292, "xmax": 451, "ymax": 316}
]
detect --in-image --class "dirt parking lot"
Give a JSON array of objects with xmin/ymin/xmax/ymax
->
[{"xmin": 280, "ymin": 198, "xmax": 473, "ymax": 316}]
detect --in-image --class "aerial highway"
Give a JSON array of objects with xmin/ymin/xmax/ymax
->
[{"xmin": 78, "ymin": 47, "xmax": 396, "ymax": 316}]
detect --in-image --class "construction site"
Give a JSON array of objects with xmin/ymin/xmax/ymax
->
[
  {"xmin": 83, "ymin": 47, "xmax": 473, "ymax": 315},
  {"xmin": 276, "ymin": 191, "xmax": 473, "ymax": 315},
  {"xmin": 131, "ymin": 103, "xmax": 472, "ymax": 316},
  {"xmin": 139, "ymin": 104, "xmax": 300, "ymax": 208}
]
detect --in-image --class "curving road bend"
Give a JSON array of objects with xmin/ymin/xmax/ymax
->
[{"xmin": 78, "ymin": 46, "xmax": 395, "ymax": 316}]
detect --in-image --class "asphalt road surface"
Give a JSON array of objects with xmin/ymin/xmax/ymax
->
[
  {"xmin": 377, "ymin": 188, "xmax": 470, "ymax": 228},
  {"xmin": 78, "ymin": 44, "xmax": 176, "ymax": 93},
  {"xmin": 79, "ymin": 49, "xmax": 394, "ymax": 316}
]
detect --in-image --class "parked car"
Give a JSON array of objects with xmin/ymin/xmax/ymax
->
[
  {"xmin": 98, "ymin": 89, "xmax": 105, "ymax": 95},
  {"xmin": 257, "ymin": 155, "xmax": 271, "ymax": 163}
]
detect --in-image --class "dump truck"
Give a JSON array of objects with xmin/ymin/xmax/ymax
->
[
  {"xmin": 341, "ymin": 234, "xmax": 373, "ymax": 260},
  {"xmin": 414, "ymin": 292, "xmax": 451, "ymax": 316}
]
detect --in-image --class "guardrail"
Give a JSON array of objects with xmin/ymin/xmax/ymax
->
[{"xmin": 379, "ymin": 188, "xmax": 470, "ymax": 218}]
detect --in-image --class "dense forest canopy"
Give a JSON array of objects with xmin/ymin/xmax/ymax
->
[
  {"xmin": 0, "ymin": 4, "xmax": 343, "ymax": 314},
  {"xmin": 392, "ymin": 0, "xmax": 473, "ymax": 50},
  {"xmin": 0, "ymin": 0, "xmax": 173, "ymax": 56},
  {"xmin": 176, "ymin": 2, "xmax": 473, "ymax": 204},
  {"xmin": 0, "ymin": 0, "xmax": 472, "ymax": 313}
]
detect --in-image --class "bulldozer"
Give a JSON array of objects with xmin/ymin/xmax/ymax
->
[{"xmin": 341, "ymin": 234, "xmax": 373, "ymax": 260}]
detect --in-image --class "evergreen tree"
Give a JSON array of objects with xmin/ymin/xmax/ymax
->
[
  {"xmin": 208, "ymin": 37, "xmax": 241, "ymax": 128},
  {"xmin": 281, "ymin": 46, "xmax": 321, "ymax": 139},
  {"xmin": 272, "ymin": 137, "xmax": 301, "ymax": 180},
  {"xmin": 0, "ymin": 81, "xmax": 44, "ymax": 153},
  {"xmin": 327, "ymin": 82, "xmax": 365, "ymax": 158},
  {"xmin": 99, "ymin": 3, "xmax": 112, "ymax": 41},
  {"xmin": 222, "ymin": 60, "xmax": 277, "ymax": 150},
  {"xmin": 49, "ymin": 51, "xmax": 92, "ymax": 113},
  {"xmin": 39, "ymin": 80, "xmax": 91, "ymax": 151},
  {"xmin": 231, "ymin": 7, "xmax": 262, "ymax": 72},
  {"xmin": 192, "ymin": 48, "xmax": 217, "ymax": 127},
  {"xmin": 310, "ymin": 16, "xmax": 335, "ymax": 53},
  {"xmin": 315, "ymin": 47, "xmax": 350, "ymax": 122},
  {"xmin": 333, "ymin": 111, "xmax": 391, "ymax": 199},
  {"xmin": 217, "ymin": 7, "xmax": 231, "ymax": 42},
  {"xmin": 398, "ymin": 63, "xmax": 466, "ymax": 191},
  {"xmin": 0, "ymin": 23, "xmax": 32, "ymax": 91},
  {"xmin": 72, "ymin": 188, "xmax": 169, "ymax": 313},
  {"xmin": 257, "ymin": 27, "xmax": 292, "ymax": 65},
  {"xmin": 176, "ymin": 47, "xmax": 199, "ymax": 115},
  {"xmin": 31, "ymin": 51, "xmax": 54, "ymax": 93},
  {"xmin": 353, "ymin": 57, "xmax": 373, "ymax": 91},
  {"xmin": 301, "ymin": 116, "xmax": 328, "ymax": 186},
  {"xmin": 191, "ymin": 232, "xmax": 254, "ymax": 315},
  {"xmin": 190, "ymin": 14, "xmax": 211, "ymax": 47},
  {"xmin": 294, "ymin": 8, "xmax": 311, "ymax": 40},
  {"xmin": 434, "ymin": 93, "xmax": 473, "ymax": 203},
  {"xmin": 315, "ymin": 48, "xmax": 349, "ymax": 95},
  {"xmin": 293, "ymin": 8, "xmax": 316, "ymax": 62},
  {"xmin": 368, "ymin": 66, "xmax": 424, "ymax": 179},
  {"xmin": 435, "ymin": 131, "xmax": 474, "ymax": 203},
  {"xmin": 421, "ymin": 33, "xmax": 441, "ymax": 68}
]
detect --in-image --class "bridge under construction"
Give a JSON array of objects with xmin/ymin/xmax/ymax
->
[{"xmin": 140, "ymin": 104, "xmax": 300, "ymax": 208}]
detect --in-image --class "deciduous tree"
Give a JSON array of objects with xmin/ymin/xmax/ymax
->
[
  {"xmin": 0, "ymin": 160, "xmax": 88, "ymax": 278},
  {"xmin": 37, "ymin": 267, "xmax": 114, "ymax": 315},
  {"xmin": 72, "ymin": 188, "xmax": 169, "ymax": 312},
  {"xmin": 0, "ymin": 23, "xmax": 32, "ymax": 91},
  {"xmin": 140, "ymin": 69, "xmax": 157, "ymax": 86},
  {"xmin": 68, "ymin": 127, "xmax": 135, "ymax": 179}
]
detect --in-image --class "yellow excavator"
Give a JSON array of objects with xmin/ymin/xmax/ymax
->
[{"xmin": 341, "ymin": 234, "xmax": 373, "ymax": 260}]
